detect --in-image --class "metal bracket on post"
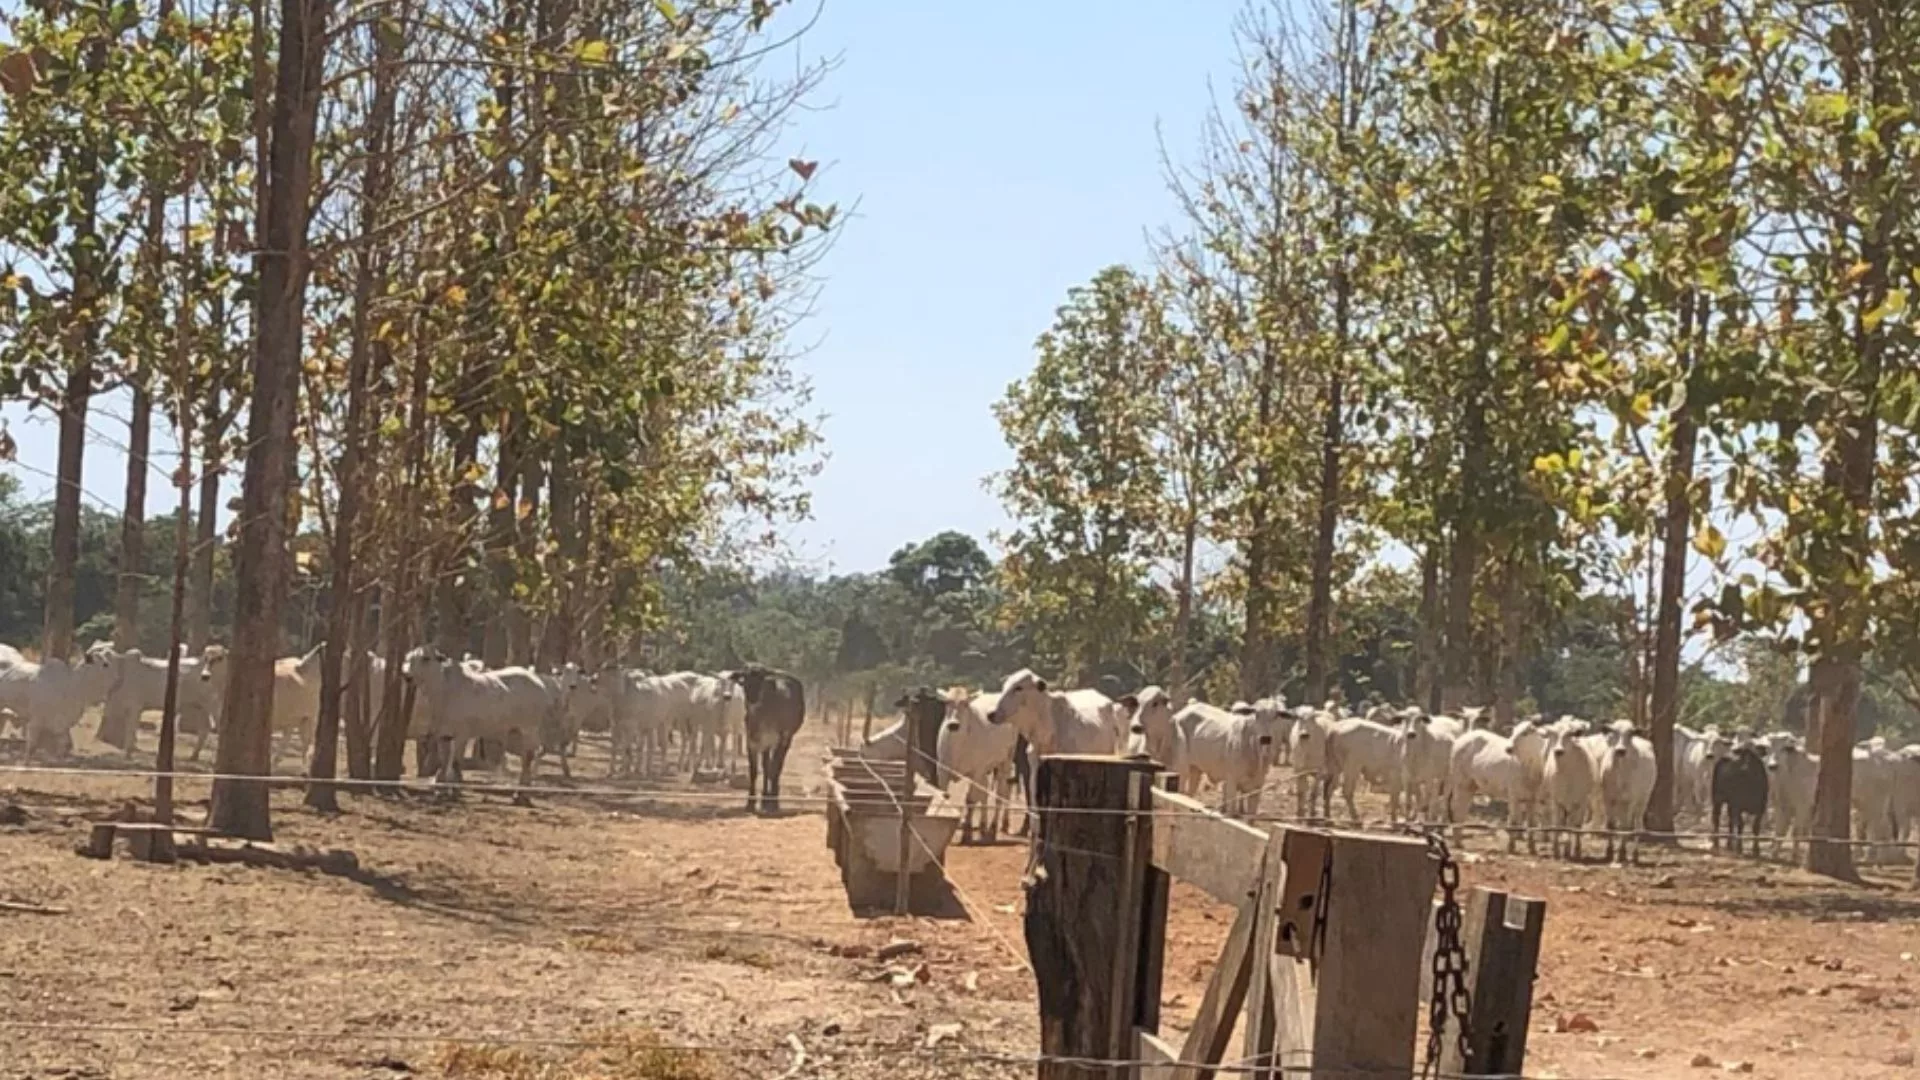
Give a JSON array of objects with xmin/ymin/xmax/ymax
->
[{"xmin": 1274, "ymin": 830, "xmax": 1331, "ymax": 961}]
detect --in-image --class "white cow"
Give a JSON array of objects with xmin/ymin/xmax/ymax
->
[
  {"xmin": 1761, "ymin": 732, "xmax": 1818, "ymax": 859},
  {"xmin": 610, "ymin": 671, "xmax": 735, "ymax": 778},
  {"xmin": 985, "ymin": 669, "xmax": 1123, "ymax": 757},
  {"xmin": 1448, "ymin": 722, "xmax": 1551, "ymax": 853},
  {"xmin": 1117, "ymin": 685, "xmax": 1178, "ymax": 768},
  {"xmin": 1394, "ymin": 711, "xmax": 1455, "ymax": 824},
  {"xmin": 1165, "ymin": 701, "xmax": 1282, "ymax": 818},
  {"xmin": 196, "ymin": 644, "xmax": 329, "ymax": 763},
  {"xmin": 937, "ymin": 688, "xmax": 1022, "ymax": 845},
  {"xmin": 1594, "ymin": 721, "xmax": 1656, "ymax": 864},
  {"xmin": 1289, "ymin": 709, "xmax": 1337, "ymax": 819},
  {"xmin": 84, "ymin": 645, "xmax": 222, "ymax": 759},
  {"xmin": 1852, "ymin": 738, "xmax": 1902, "ymax": 864},
  {"xmin": 1891, "ymin": 745, "xmax": 1920, "ymax": 851},
  {"xmin": 1325, "ymin": 715, "xmax": 1402, "ymax": 825},
  {"xmin": 402, "ymin": 648, "xmax": 559, "ymax": 785},
  {"xmin": 685, "ymin": 674, "xmax": 742, "ymax": 775},
  {"xmin": 0, "ymin": 654, "xmax": 113, "ymax": 762},
  {"xmin": 1540, "ymin": 725, "xmax": 1597, "ymax": 860}
]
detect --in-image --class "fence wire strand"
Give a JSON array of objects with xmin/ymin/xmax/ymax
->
[
  {"xmin": 0, "ymin": 1019, "xmax": 1629, "ymax": 1079},
  {"xmin": 4, "ymin": 757, "xmax": 1912, "ymax": 853}
]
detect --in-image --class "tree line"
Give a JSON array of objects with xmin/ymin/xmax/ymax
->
[
  {"xmin": 0, "ymin": 0, "xmax": 832, "ymax": 837},
  {"xmin": 991, "ymin": 0, "xmax": 1919, "ymax": 879}
]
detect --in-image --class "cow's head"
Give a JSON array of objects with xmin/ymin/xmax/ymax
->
[
  {"xmin": 726, "ymin": 665, "xmax": 776, "ymax": 704},
  {"xmin": 402, "ymin": 646, "xmax": 447, "ymax": 684},
  {"xmin": 1546, "ymin": 726, "xmax": 1576, "ymax": 760},
  {"xmin": 986, "ymin": 668, "xmax": 1047, "ymax": 725},
  {"xmin": 198, "ymin": 644, "xmax": 228, "ymax": 682},
  {"xmin": 1508, "ymin": 719, "xmax": 1540, "ymax": 757},
  {"xmin": 1604, "ymin": 721, "xmax": 1639, "ymax": 759}
]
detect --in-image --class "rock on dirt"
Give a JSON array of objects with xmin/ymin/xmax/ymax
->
[{"xmin": 1555, "ymin": 1013, "xmax": 1600, "ymax": 1034}]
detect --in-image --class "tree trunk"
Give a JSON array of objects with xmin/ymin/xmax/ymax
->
[
  {"xmin": 189, "ymin": 408, "xmax": 224, "ymax": 651},
  {"xmin": 1416, "ymin": 537, "xmax": 1442, "ymax": 713},
  {"xmin": 538, "ymin": 445, "xmax": 577, "ymax": 667},
  {"xmin": 1303, "ymin": 361, "xmax": 1343, "ymax": 705},
  {"xmin": 307, "ymin": 1, "xmax": 395, "ymax": 809},
  {"xmin": 210, "ymin": 0, "xmax": 332, "ymax": 840},
  {"xmin": 1807, "ymin": 655, "xmax": 1860, "ymax": 879},
  {"xmin": 115, "ymin": 382, "xmax": 152, "ymax": 652},
  {"xmin": 436, "ymin": 423, "xmax": 482, "ymax": 656},
  {"xmin": 1168, "ymin": 511, "xmax": 1198, "ymax": 707},
  {"xmin": 1647, "ymin": 291, "xmax": 1701, "ymax": 836},
  {"xmin": 1493, "ymin": 553, "xmax": 1524, "ymax": 728},
  {"xmin": 374, "ymin": 302, "xmax": 434, "ymax": 783},
  {"xmin": 1443, "ymin": 68, "xmax": 1503, "ymax": 713},
  {"xmin": 482, "ymin": 423, "xmax": 522, "ymax": 668},
  {"xmin": 44, "ymin": 158, "xmax": 105, "ymax": 666},
  {"xmin": 1241, "ymin": 348, "xmax": 1279, "ymax": 702},
  {"xmin": 508, "ymin": 454, "xmax": 543, "ymax": 663}
]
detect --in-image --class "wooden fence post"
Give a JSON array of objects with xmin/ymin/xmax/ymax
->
[
  {"xmin": 1024, "ymin": 755, "xmax": 1159, "ymax": 1080},
  {"xmin": 1437, "ymin": 887, "xmax": 1546, "ymax": 1078},
  {"xmin": 1269, "ymin": 829, "xmax": 1437, "ymax": 1080}
]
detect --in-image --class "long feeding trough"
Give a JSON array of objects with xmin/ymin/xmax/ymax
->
[{"xmin": 824, "ymin": 747, "xmax": 962, "ymax": 914}]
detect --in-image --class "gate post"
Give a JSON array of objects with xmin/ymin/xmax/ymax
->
[{"xmin": 1024, "ymin": 755, "xmax": 1160, "ymax": 1079}]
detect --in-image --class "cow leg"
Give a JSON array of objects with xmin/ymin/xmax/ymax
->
[
  {"xmin": 746, "ymin": 746, "xmax": 761, "ymax": 813},
  {"xmin": 985, "ymin": 768, "xmax": 1006, "ymax": 845},
  {"xmin": 767, "ymin": 737, "xmax": 791, "ymax": 815}
]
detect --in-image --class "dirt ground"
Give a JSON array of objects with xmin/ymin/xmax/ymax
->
[{"xmin": 4, "ymin": 713, "xmax": 1918, "ymax": 1080}]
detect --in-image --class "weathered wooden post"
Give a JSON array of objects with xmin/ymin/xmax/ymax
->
[
  {"xmin": 1024, "ymin": 755, "xmax": 1159, "ymax": 1079},
  {"xmin": 1437, "ymin": 887, "xmax": 1546, "ymax": 1077},
  {"xmin": 1267, "ymin": 829, "xmax": 1437, "ymax": 1080}
]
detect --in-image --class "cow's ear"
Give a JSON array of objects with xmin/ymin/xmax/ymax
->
[{"xmin": 1118, "ymin": 694, "xmax": 1138, "ymax": 711}]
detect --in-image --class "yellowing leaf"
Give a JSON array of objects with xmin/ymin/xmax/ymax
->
[
  {"xmin": 1864, "ymin": 288, "xmax": 1908, "ymax": 330},
  {"xmin": 576, "ymin": 39, "xmax": 610, "ymax": 64},
  {"xmin": 1693, "ymin": 522, "xmax": 1727, "ymax": 561},
  {"xmin": 1532, "ymin": 453, "xmax": 1565, "ymax": 475},
  {"xmin": 1627, "ymin": 391, "xmax": 1654, "ymax": 426},
  {"xmin": 444, "ymin": 283, "xmax": 468, "ymax": 306},
  {"xmin": 1809, "ymin": 92, "xmax": 1849, "ymax": 122}
]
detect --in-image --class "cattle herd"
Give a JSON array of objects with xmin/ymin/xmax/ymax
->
[
  {"xmin": 857, "ymin": 669, "xmax": 1920, "ymax": 867},
  {"xmin": 3, "ymin": 642, "xmax": 1917, "ymax": 859},
  {"xmin": 0, "ymin": 641, "xmax": 808, "ymax": 814}
]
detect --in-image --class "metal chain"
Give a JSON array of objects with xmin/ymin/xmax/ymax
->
[{"xmin": 1419, "ymin": 828, "xmax": 1473, "ymax": 1079}]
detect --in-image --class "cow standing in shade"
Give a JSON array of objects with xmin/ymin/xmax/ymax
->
[{"xmin": 730, "ymin": 666, "xmax": 805, "ymax": 815}]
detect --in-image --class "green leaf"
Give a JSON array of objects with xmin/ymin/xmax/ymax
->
[{"xmin": 653, "ymin": 0, "xmax": 678, "ymax": 20}]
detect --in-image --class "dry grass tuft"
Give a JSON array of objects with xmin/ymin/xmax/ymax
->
[
  {"xmin": 699, "ymin": 941, "xmax": 773, "ymax": 969},
  {"xmin": 433, "ymin": 1028, "xmax": 723, "ymax": 1080},
  {"xmin": 563, "ymin": 930, "xmax": 639, "ymax": 955}
]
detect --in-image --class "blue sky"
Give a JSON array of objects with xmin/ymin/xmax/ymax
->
[
  {"xmin": 0, "ymin": 1, "xmax": 1241, "ymax": 573},
  {"xmin": 754, "ymin": 0, "xmax": 1235, "ymax": 573}
]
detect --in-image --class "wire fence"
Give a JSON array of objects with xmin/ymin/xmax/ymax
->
[
  {"xmin": 0, "ymin": 743, "xmax": 1884, "ymax": 1080},
  {"xmin": 2, "ymin": 755, "xmax": 1916, "ymax": 855},
  {"xmin": 0, "ymin": 1019, "xmax": 1636, "ymax": 1079}
]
